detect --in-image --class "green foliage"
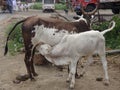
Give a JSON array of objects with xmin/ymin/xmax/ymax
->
[
  {"xmin": 92, "ymin": 22, "xmax": 109, "ymax": 31},
  {"xmin": 55, "ymin": 3, "xmax": 67, "ymax": 10},
  {"xmin": 92, "ymin": 15, "xmax": 120, "ymax": 49},
  {"xmin": 30, "ymin": 3, "xmax": 42, "ymax": 10},
  {"xmin": 30, "ymin": 3, "xmax": 67, "ymax": 10},
  {"xmin": 6, "ymin": 23, "xmax": 24, "ymax": 55}
]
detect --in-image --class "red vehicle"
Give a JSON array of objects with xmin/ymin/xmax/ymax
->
[{"xmin": 72, "ymin": 0, "xmax": 99, "ymax": 15}]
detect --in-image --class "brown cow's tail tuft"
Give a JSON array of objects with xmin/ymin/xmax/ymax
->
[
  {"xmin": 4, "ymin": 19, "xmax": 26, "ymax": 56},
  {"xmin": 4, "ymin": 43, "xmax": 8, "ymax": 56}
]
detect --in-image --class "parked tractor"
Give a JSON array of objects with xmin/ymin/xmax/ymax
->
[
  {"xmin": 72, "ymin": 0, "xmax": 120, "ymax": 15},
  {"xmin": 72, "ymin": 0, "xmax": 99, "ymax": 15}
]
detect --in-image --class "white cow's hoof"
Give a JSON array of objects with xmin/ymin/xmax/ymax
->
[
  {"xmin": 104, "ymin": 80, "xmax": 109, "ymax": 86},
  {"xmin": 69, "ymin": 84, "xmax": 74, "ymax": 89},
  {"xmin": 66, "ymin": 79, "xmax": 70, "ymax": 83}
]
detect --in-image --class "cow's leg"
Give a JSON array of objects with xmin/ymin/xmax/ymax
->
[
  {"xmin": 75, "ymin": 61, "xmax": 80, "ymax": 78},
  {"xmin": 30, "ymin": 46, "xmax": 38, "ymax": 77},
  {"xmin": 98, "ymin": 42, "xmax": 109, "ymax": 85},
  {"xmin": 66, "ymin": 63, "xmax": 72, "ymax": 83},
  {"xmin": 68, "ymin": 61, "xmax": 79, "ymax": 79},
  {"xmin": 15, "ymin": 52, "xmax": 31, "ymax": 82},
  {"xmin": 69, "ymin": 61, "xmax": 77, "ymax": 89},
  {"xmin": 80, "ymin": 55, "xmax": 93, "ymax": 77},
  {"xmin": 99, "ymin": 54, "xmax": 109, "ymax": 85},
  {"xmin": 67, "ymin": 57, "xmax": 78, "ymax": 89},
  {"xmin": 24, "ymin": 51, "xmax": 34, "ymax": 80}
]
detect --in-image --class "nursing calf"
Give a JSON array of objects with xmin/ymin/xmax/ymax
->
[
  {"xmin": 37, "ymin": 21, "xmax": 115, "ymax": 89},
  {"xmin": 4, "ymin": 15, "xmax": 90, "ymax": 80}
]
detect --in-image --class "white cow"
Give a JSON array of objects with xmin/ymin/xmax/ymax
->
[{"xmin": 36, "ymin": 21, "xmax": 115, "ymax": 89}]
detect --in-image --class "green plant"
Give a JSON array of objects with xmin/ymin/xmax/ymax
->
[
  {"xmin": 30, "ymin": 2, "xmax": 67, "ymax": 10},
  {"xmin": 30, "ymin": 3, "xmax": 42, "ymax": 10},
  {"xmin": 55, "ymin": 3, "xmax": 67, "ymax": 10},
  {"xmin": 6, "ymin": 23, "xmax": 24, "ymax": 55},
  {"xmin": 92, "ymin": 15, "xmax": 120, "ymax": 49}
]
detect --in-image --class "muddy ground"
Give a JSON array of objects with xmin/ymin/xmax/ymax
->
[{"xmin": 0, "ymin": 10, "xmax": 120, "ymax": 90}]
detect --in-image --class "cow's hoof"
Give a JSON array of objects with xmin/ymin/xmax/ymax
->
[
  {"xmin": 16, "ymin": 74, "xmax": 29, "ymax": 81},
  {"xmin": 31, "ymin": 78, "xmax": 36, "ymax": 81},
  {"xmin": 79, "ymin": 74, "xmax": 84, "ymax": 78},
  {"xmin": 75, "ymin": 74, "xmax": 80, "ymax": 79},
  {"xmin": 66, "ymin": 79, "xmax": 70, "ymax": 83},
  {"xmin": 79, "ymin": 72, "xmax": 85, "ymax": 78},
  {"xmin": 69, "ymin": 84, "xmax": 74, "ymax": 89},
  {"xmin": 33, "ymin": 73, "xmax": 38, "ymax": 77},
  {"xmin": 13, "ymin": 79, "xmax": 21, "ymax": 84},
  {"xmin": 104, "ymin": 80, "xmax": 109, "ymax": 86}
]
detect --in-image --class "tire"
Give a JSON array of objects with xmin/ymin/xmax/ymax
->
[
  {"xmin": 85, "ymin": 4, "xmax": 96, "ymax": 12},
  {"xmin": 76, "ymin": 11, "xmax": 82, "ymax": 16},
  {"xmin": 112, "ymin": 9, "xmax": 119, "ymax": 14}
]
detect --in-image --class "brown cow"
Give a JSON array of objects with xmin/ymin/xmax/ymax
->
[{"xmin": 4, "ymin": 15, "xmax": 90, "ymax": 80}]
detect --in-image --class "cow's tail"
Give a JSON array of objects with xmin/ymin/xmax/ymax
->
[
  {"xmin": 4, "ymin": 19, "xmax": 26, "ymax": 55},
  {"xmin": 101, "ymin": 21, "xmax": 115, "ymax": 35}
]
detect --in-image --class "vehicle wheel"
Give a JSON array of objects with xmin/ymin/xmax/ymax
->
[
  {"xmin": 85, "ymin": 4, "xmax": 96, "ymax": 12},
  {"xmin": 112, "ymin": 9, "xmax": 119, "ymax": 14},
  {"xmin": 75, "ymin": 9, "xmax": 82, "ymax": 16},
  {"xmin": 43, "ymin": 9, "xmax": 47, "ymax": 13},
  {"xmin": 43, "ymin": 10, "xmax": 45, "ymax": 13},
  {"xmin": 76, "ymin": 11, "xmax": 82, "ymax": 16}
]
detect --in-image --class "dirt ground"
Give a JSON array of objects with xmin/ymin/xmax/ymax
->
[{"xmin": 0, "ymin": 10, "xmax": 120, "ymax": 90}]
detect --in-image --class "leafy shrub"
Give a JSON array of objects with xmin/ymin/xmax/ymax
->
[{"xmin": 92, "ymin": 15, "xmax": 120, "ymax": 49}]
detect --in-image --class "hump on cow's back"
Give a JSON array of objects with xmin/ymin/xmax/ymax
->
[{"xmin": 23, "ymin": 16, "xmax": 40, "ymax": 27}]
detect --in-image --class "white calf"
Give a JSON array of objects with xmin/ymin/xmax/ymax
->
[{"xmin": 36, "ymin": 21, "xmax": 115, "ymax": 89}]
